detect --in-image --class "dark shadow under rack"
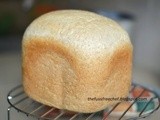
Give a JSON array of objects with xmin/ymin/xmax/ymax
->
[{"xmin": 7, "ymin": 83, "xmax": 160, "ymax": 120}]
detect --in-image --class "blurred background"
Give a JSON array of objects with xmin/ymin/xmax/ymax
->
[{"xmin": 0, "ymin": 0, "xmax": 160, "ymax": 119}]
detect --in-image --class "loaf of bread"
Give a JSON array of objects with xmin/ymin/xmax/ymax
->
[{"xmin": 22, "ymin": 10, "xmax": 133, "ymax": 113}]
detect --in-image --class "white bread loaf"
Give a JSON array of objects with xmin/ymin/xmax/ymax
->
[{"xmin": 22, "ymin": 10, "xmax": 133, "ymax": 113}]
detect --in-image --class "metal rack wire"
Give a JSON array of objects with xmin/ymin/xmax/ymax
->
[{"xmin": 7, "ymin": 83, "xmax": 160, "ymax": 120}]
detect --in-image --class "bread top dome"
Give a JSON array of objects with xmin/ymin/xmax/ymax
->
[{"xmin": 23, "ymin": 10, "xmax": 132, "ymax": 59}]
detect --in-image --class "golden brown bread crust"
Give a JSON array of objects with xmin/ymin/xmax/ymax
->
[{"xmin": 22, "ymin": 10, "xmax": 133, "ymax": 113}]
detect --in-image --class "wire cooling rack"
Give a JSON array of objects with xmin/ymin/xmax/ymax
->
[{"xmin": 7, "ymin": 83, "xmax": 160, "ymax": 120}]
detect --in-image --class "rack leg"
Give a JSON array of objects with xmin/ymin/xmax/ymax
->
[{"xmin": 7, "ymin": 107, "xmax": 11, "ymax": 120}]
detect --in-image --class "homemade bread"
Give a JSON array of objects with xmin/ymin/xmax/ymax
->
[{"xmin": 22, "ymin": 10, "xmax": 133, "ymax": 113}]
